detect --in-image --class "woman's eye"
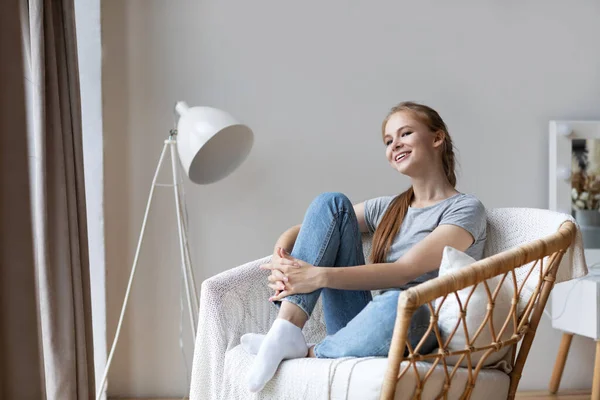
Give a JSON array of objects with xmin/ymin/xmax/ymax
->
[
  {"xmin": 402, "ymin": 131, "xmax": 412, "ymax": 137},
  {"xmin": 385, "ymin": 140, "xmax": 392, "ymax": 146}
]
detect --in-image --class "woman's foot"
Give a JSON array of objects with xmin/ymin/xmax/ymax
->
[
  {"xmin": 246, "ymin": 319, "xmax": 308, "ymax": 392},
  {"xmin": 240, "ymin": 333, "xmax": 265, "ymax": 355},
  {"xmin": 242, "ymin": 333, "xmax": 316, "ymax": 357}
]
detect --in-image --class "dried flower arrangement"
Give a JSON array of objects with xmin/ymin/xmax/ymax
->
[{"xmin": 571, "ymin": 139, "xmax": 600, "ymax": 210}]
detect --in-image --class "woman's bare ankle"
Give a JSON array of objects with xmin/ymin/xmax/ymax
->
[{"xmin": 277, "ymin": 301, "xmax": 308, "ymax": 328}]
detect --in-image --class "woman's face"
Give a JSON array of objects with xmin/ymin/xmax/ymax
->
[{"xmin": 383, "ymin": 111, "xmax": 442, "ymax": 176}]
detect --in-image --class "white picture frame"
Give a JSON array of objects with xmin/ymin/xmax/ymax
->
[{"xmin": 549, "ymin": 120, "xmax": 600, "ymax": 259}]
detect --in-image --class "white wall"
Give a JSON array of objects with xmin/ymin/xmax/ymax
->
[{"xmin": 102, "ymin": 0, "xmax": 600, "ymax": 396}]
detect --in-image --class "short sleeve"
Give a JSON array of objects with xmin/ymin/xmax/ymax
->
[
  {"xmin": 363, "ymin": 196, "xmax": 395, "ymax": 233},
  {"xmin": 439, "ymin": 195, "xmax": 487, "ymax": 242}
]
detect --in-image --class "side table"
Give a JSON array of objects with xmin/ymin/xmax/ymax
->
[{"xmin": 549, "ymin": 256, "xmax": 600, "ymax": 399}]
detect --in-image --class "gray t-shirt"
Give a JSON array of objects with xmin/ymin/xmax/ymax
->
[{"xmin": 364, "ymin": 193, "xmax": 487, "ymax": 290}]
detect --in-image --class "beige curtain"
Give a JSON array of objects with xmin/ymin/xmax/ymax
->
[
  {"xmin": 0, "ymin": 0, "xmax": 43, "ymax": 398},
  {"xmin": 19, "ymin": 0, "xmax": 95, "ymax": 398}
]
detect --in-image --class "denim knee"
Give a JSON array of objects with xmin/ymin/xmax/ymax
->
[
  {"xmin": 313, "ymin": 290, "xmax": 438, "ymax": 359},
  {"xmin": 310, "ymin": 192, "xmax": 353, "ymax": 215}
]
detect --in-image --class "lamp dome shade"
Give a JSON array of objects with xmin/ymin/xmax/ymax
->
[{"xmin": 175, "ymin": 102, "xmax": 254, "ymax": 184}]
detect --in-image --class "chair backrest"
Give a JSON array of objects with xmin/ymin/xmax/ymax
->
[
  {"xmin": 484, "ymin": 207, "xmax": 571, "ymax": 257},
  {"xmin": 484, "ymin": 208, "xmax": 580, "ymax": 313}
]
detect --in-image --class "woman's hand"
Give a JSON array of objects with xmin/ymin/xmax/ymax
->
[
  {"xmin": 267, "ymin": 267, "xmax": 287, "ymax": 293},
  {"xmin": 260, "ymin": 249, "xmax": 324, "ymax": 301},
  {"xmin": 265, "ymin": 247, "xmax": 293, "ymax": 297}
]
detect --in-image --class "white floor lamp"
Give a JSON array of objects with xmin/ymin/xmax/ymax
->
[{"xmin": 96, "ymin": 101, "xmax": 254, "ymax": 400}]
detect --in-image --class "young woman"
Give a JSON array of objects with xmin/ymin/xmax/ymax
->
[{"xmin": 241, "ymin": 102, "xmax": 487, "ymax": 392}]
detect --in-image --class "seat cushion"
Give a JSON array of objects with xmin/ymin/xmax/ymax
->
[{"xmin": 222, "ymin": 345, "xmax": 510, "ymax": 399}]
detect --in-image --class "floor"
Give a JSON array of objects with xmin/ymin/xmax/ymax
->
[{"xmin": 515, "ymin": 391, "xmax": 591, "ymax": 399}]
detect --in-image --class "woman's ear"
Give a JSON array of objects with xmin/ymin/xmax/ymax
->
[{"xmin": 433, "ymin": 130, "xmax": 446, "ymax": 148}]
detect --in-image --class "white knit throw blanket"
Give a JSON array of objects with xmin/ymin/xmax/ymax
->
[{"xmin": 189, "ymin": 208, "xmax": 587, "ymax": 400}]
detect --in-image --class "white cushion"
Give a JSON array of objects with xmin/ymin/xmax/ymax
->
[
  {"xmin": 223, "ymin": 345, "xmax": 510, "ymax": 399},
  {"xmin": 436, "ymin": 246, "xmax": 514, "ymax": 367}
]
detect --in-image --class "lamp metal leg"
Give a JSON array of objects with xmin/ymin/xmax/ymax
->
[
  {"xmin": 96, "ymin": 142, "xmax": 170, "ymax": 400},
  {"xmin": 169, "ymin": 140, "xmax": 198, "ymax": 338},
  {"xmin": 177, "ymin": 181, "xmax": 200, "ymax": 315}
]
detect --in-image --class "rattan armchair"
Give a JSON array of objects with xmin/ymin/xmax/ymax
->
[
  {"xmin": 380, "ymin": 219, "xmax": 576, "ymax": 399},
  {"xmin": 189, "ymin": 208, "xmax": 581, "ymax": 400}
]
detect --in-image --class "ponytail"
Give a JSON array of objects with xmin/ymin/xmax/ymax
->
[{"xmin": 370, "ymin": 187, "xmax": 413, "ymax": 263}]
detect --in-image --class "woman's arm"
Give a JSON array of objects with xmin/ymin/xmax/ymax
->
[
  {"xmin": 353, "ymin": 202, "xmax": 371, "ymax": 233},
  {"xmin": 273, "ymin": 224, "xmax": 301, "ymax": 254},
  {"xmin": 321, "ymin": 224, "xmax": 475, "ymax": 290}
]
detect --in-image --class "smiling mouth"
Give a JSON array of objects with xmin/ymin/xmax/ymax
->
[{"xmin": 395, "ymin": 152, "xmax": 411, "ymax": 163}]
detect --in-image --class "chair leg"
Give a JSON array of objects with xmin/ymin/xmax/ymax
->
[
  {"xmin": 592, "ymin": 341, "xmax": 600, "ymax": 400},
  {"xmin": 549, "ymin": 333, "xmax": 573, "ymax": 394}
]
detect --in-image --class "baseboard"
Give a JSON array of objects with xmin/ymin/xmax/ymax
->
[{"xmin": 515, "ymin": 390, "xmax": 591, "ymax": 399}]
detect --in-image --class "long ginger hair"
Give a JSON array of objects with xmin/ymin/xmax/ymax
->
[{"xmin": 370, "ymin": 102, "xmax": 457, "ymax": 264}]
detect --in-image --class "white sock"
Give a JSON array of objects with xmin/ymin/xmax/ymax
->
[
  {"xmin": 246, "ymin": 319, "xmax": 308, "ymax": 392},
  {"xmin": 240, "ymin": 333, "xmax": 265, "ymax": 355},
  {"xmin": 241, "ymin": 333, "xmax": 316, "ymax": 356}
]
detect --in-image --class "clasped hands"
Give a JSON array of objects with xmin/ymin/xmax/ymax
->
[{"xmin": 260, "ymin": 247, "xmax": 323, "ymax": 301}]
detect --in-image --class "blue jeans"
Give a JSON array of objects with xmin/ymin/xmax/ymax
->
[{"xmin": 275, "ymin": 192, "xmax": 437, "ymax": 358}]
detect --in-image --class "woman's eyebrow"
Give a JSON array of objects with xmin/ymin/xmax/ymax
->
[
  {"xmin": 396, "ymin": 125, "xmax": 412, "ymax": 134},
  {"xmin": 384, "ymin": 125, "xmax": 413, "ymax": 140}
]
